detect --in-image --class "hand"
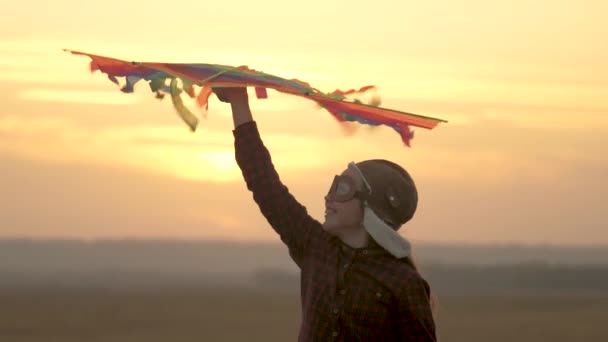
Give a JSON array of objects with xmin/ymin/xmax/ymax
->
[
  {"xmin": 212, "ymin": 87, "xmax": 253, "ymax": 128},
  {"xmin": 212, "ymin": 87, "xmax": 248, "ymax": 105}
]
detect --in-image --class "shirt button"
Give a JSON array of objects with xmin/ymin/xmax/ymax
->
[
  {"xmin": 333, "ymin": 308, "xmax": 339, "ymax": 314},
  {"xmin": 339, "ymin": 289, "xmax": 346, "ymax": 295},
  {"xmin": 362, "ymin": 250, "xmax": 368, "ymax": 255},
  {"xmin": 332, "ymin": 331, "xmax": 339, "ymax": 337},
  {"xmin": 376, "ymin": 292, "xmax": 382, "ymax": 298}
]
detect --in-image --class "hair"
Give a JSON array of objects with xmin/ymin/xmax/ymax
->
[
  {"xmin": 404, "ymin": 253, "xmax": 439, "ymax": 315},
  {"xmin": 356, "ymin": 160, "xmax": 437, "ymax": 313}
]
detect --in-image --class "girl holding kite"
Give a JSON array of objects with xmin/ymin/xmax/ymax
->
[
  {"xmin": 64, "ymin": 50, "xmax": 445, "ymax": 341},
  {"xmin": 214, "ymin": 87, "xmax": 437, "ymax": 342}
]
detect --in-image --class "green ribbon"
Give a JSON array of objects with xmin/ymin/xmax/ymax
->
[{"xmin": 170, "ymin": 78, "xmax": 199, "ymax": 131}]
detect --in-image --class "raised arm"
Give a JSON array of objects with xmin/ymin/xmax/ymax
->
[{"xmin": 214, "ymin": 88, "xmax": 327, "ymax": 266}]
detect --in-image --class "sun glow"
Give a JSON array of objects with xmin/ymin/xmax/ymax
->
[{"xmin": 167, "ymin": 150, "xmax": 240, "ymax": 183}]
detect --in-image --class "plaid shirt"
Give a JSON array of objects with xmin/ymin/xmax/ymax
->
[{"xmin": 234, "ymin": 121, "xmax": 436, "ymax": 342}]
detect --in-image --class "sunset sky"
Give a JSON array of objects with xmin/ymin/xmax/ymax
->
[{"xmin": 1, "ymin": 0, "xmax": 607, "ymax": 245}]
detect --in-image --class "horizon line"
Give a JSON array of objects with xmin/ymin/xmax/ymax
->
[{"xmin": 2, "ymin": 237, "xmax": 608, "ymax": 249}]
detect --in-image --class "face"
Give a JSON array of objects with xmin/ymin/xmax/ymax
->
[{"xmin": 322, "ymin": 167, "xmax": 366, "ymax": 236}]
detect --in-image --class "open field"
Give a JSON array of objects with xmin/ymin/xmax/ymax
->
[
  {"xmin": 2, "ymin": 240, "xmax": 607, "ymax": 340},
  {"xmin": 1, "ymin": 288, "xmax": 607, "ymax": 342}
]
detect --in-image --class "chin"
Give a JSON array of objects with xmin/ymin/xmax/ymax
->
[
  {"xmin": 322, "ymin": 220, "xmax": 341, "ymax": 235},
  {"xmin": 321, "ymin": 219, "xmax": 333, "ymax": 230}
]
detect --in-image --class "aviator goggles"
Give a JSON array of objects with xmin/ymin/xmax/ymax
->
[{"xmin": 326, "ymin": 174, "xmax": 371, "ymax": 203}]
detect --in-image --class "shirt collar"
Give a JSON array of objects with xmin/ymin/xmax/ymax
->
[{"xmin": 336, "ymin": 237, "xmax": 388, "ymax": 257}]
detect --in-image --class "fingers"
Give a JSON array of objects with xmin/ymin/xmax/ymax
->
[
  {"xmin": 216, "ymin": 92, "xmax": 230, "ymax": 103},
  {"xmin": 212, "ymin": 87, "xmax": 250, "ymax": 105},
  {"xmin": 211, "ymin": 88, "xmax": 227, "ymax": 103}
]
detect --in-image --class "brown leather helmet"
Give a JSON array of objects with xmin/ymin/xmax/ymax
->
[{"xmin": 354, "ymin": 159, "xmax": 418, "ymax": 230}]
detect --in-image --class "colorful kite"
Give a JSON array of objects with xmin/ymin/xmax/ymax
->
[{"xmin": 65, "ymin": 49, "xmax": 447, "ymax": 146}]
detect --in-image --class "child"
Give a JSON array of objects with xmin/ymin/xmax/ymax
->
[{"xmin": 215, "ymin": 87, "xmax": 436, "ymax": 341}]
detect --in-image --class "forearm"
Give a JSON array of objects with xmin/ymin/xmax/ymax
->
[
  {"xmin": 230, "ymin": 97, "xmax": 253, "ymax": 129},
  {"xmin": 233, "ymin": 122, "xmax": 325, "ymax": 266}
]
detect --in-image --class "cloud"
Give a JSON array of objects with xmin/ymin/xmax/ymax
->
[
  {"xmin": 2, "ymin": 100, "xmax": 605, "ymax": 191},
  {"xmin": 386, "ymin": 96, "xmax": 608, "ymax": 133},
  {"xmin": 0, "ymin": 38, "xmax": 333, "ymax": 90},
  {"xmin": 0, "ymin": 155, "xmax": 274, "ymax": 240},
  {"xmin": 1, "ymin": 145, "xmax": 606, "ymax": 245},
  {"xmin": 386, "ymin": 76, "xmax": 608, "ymax": 112},
  {"xmin": 0, "ymin": 114, "xmax": 342, "ymax": 184},
  {"xmin": 19, "ymin": 88, "xmax": 142, "ymax": 105}
]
